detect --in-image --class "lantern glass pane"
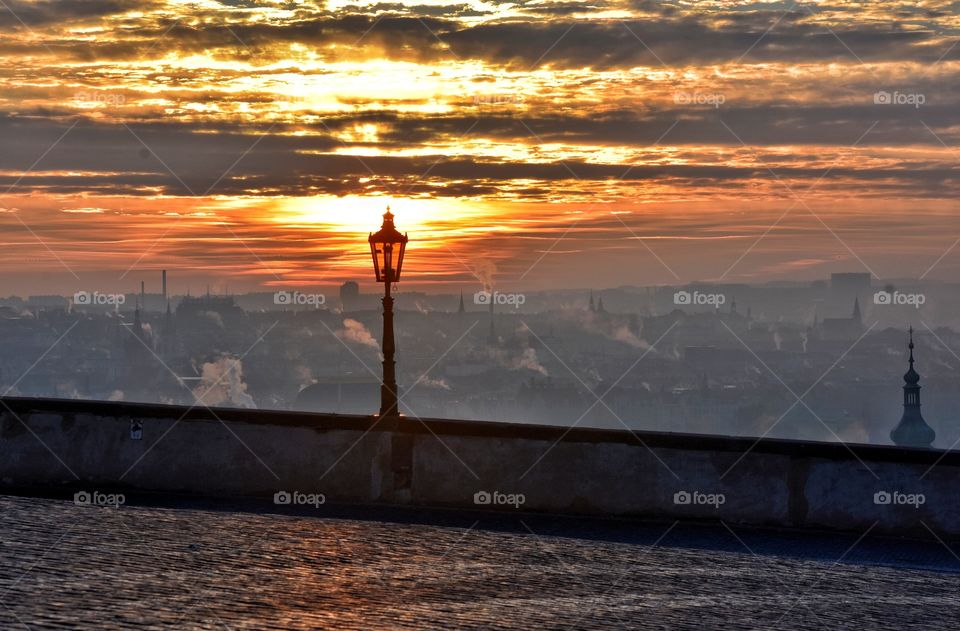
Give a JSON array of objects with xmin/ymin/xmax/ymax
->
[
  {"xmin": 370, "ymin": 242, "xmax": 382, "ymax": 281},
  {"xmin": 383, "ymin": 243, "xmax": 394, "ymax": 278},
  {"xmin": 395, "ymin": 241, "xmax": 406, "ymax": 279}
]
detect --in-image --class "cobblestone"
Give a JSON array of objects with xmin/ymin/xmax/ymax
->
[{"xmin": 1, "ymin": 495, "xmax": 958, "ymax": 629}]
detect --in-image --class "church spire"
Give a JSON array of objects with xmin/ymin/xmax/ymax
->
[
  {"xmin": 458, "ymin": 290, "xmax": 465, "ymax": 314},
  {"xmin": 133, "ymin": 301, "xmax": 143, "ymax": 341},
  {"xmin": 852, "ymin": 297, "xmax": 861, "ymax": 322},
  {"xmin": 891, "ymin": 326, "xmax": 935, "ymax": 448},
  {"xmin": 906, "ymin": 326, "xmax": 917, "ymax": 380},
  {"xmin": 589, "ymin": 290, "xmax": 595, "ymax": 312}
]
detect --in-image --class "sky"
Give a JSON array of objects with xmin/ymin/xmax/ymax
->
[{"xmin": 0, "ymin": 0, "xmax": 959, "ymax": 296}]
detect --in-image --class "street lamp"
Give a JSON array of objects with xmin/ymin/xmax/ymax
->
[{"xmin": 369, "ymin": 206, "xmax": 408, "ymax": 417}]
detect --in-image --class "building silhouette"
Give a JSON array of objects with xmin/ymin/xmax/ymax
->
[
  {"xmin": 819, "ymin": 298, "xmax": 862, "ymax": 340},
  {"xmin": 890, "ymin": 327, "xmax": 936, "ymax": 448},
  {"xmin": 340, "ymin": 281, "xmax": 360, "ymax": 311}
]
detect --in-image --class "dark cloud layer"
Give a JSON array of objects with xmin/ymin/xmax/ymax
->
[
  {"xmin": 0, "ymin": 0, "xmax": 161, "ymax": 26},
  {"xmin": 1, "ymin": 1, "xmax": 958, "ymax": 202},
  {"xmin": 4, "ymin": 5, "xmax": 957, "ymax": 67},
  {"xmin": 2, "ymin": 112, "xmax": 958, "ymax": 199}
]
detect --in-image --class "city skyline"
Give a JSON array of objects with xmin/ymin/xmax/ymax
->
[{"xmin": 3, "ymin": 4, "xmax": 960, "ymax": 624}]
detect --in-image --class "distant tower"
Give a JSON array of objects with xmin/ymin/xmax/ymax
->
[
  {"xmin": 133, "ymin": 302, "xmax": 144, "ymax": 342},
  {"xmin": 699, "ymin": 371, "xmax": 710, "ymax": 395},
  {"xmin": 891, "ymin": 327, "xmax": 936, "ymax": 448},
  {"xmin": 487, "ymin": 295, "xmax": 496, "ymax": 343},
  {"xmin": 458, "ymin": 291, "xmax": 465, "ymax": 314},
  {"xmin": 124, "ymin": 301, "xmax": 149, "ymax": 371},
  {"xmin": 589, "ymin": 290, "xmax": 596, "ymax": 312},
  {"xmin": 596, "ymin": 296, "xmax": 606, "ymax": 314},
  {"xmin": 730, "ymin": 298, "xmax": 737, "ymax": 315},
  {"xmin": 340, "ymin": 281, "xmax": 360, "ymax": 311},
  {"xmin": 852, "ymin": 297, "xmax": 861, "ymax": 323},
  {"xmin": 161, "ymin": 300, "xmax": 176, "ymax": 356},
  {"xmin": 162, "ymin": 270, "xmax": 167, "ymax": 301}
]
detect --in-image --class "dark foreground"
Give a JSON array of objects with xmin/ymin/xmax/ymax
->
[{"xmin": 1, "ymin": 494, "xmax": 959, "ymax": 630}]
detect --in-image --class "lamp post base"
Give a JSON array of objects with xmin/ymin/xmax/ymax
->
[{"xmin": 372, "ymin": 412, "xmax": 405, "ymax": 432}]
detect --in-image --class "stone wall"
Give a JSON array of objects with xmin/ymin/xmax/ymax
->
[{"xmin": 1, "ymin": 397, "xmax": 956, "ymax": 538}]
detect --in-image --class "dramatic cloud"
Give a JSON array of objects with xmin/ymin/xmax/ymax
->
[{"xmin": 0, "ymin": 0, "xmax": 959, "ymax": 292}]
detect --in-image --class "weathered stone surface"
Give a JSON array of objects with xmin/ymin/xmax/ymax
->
[
  {"xmin": 1, "ymin": 495, "xmax": 958, "ymax": 630},
  {"xmin": 2, "ymin": 397, "xmax": 960, "ymax": 538}
]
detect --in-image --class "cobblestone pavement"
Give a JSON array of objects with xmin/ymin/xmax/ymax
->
[{"xmin": 1, "ymin": 494, "xmax": 959, "ymax": 630}]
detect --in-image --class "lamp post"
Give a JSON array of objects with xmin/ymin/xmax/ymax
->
[{"xmin": 369, "ymin": 207, "xmax": 408, "ymax": 417}]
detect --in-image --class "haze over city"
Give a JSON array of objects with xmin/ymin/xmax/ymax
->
[{"xmin": 3, "ymin": 2, "xmax": 960, "ymax": 629}]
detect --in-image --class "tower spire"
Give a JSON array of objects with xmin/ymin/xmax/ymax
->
[
  {"xmin": 909, "ymin": 325, "xmax": 915, "ymax": 363},
  {"xmin": 891, "ymin": 326, "xmax": 935, "ymax": 448}
]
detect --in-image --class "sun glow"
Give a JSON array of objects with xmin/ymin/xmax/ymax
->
[{"xmin": 274, "ymin": 196, "xmax": 496, "ymax": 239}]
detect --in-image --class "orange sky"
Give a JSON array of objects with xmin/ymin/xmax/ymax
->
[{"xmin": 0, "ymin": 0, "xmax": 959, "ymax": 295}]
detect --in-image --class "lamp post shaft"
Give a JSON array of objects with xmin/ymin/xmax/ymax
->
[
  {"xmin": 380, "ymin": 279, "xmax": 398, "ymax": 417},
  {"xmin": 369, "ymin": 207, "xmax": 406, "ymax": 419}
]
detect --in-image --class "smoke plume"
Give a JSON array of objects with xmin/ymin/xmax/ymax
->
[
  {"xmin": 337, "ymin": 318, "xmax": 379, "ymax": 348},
  {"xmin": 193, "ymin": 355, "xmax": 256, "ymax": 408},
  {"xmin": 475, "ymin": 260, "xmax": 497, "ymax": 293}
]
